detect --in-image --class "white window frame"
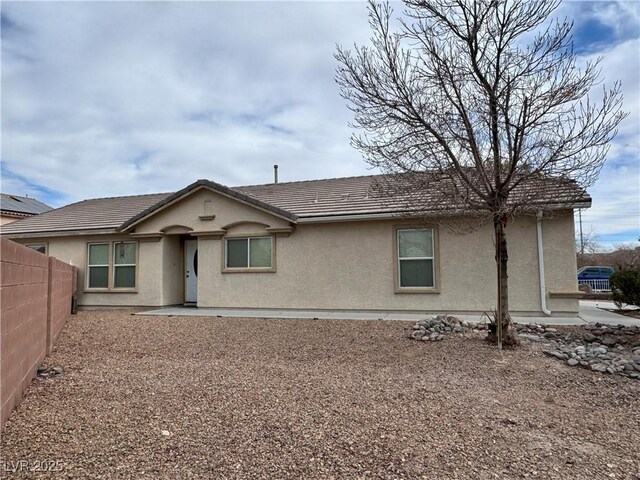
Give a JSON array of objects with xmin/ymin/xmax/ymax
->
[
  {"xmin": 224, "ymin": 236, "xmax": 274, "ymax": 272},
  {"xmin": 113, "ymin": 241, "xmax": 137, "ymax": 289},
  {"xmin": 396, "ymin": 228, "xmax": 436, "ymax": 290}
]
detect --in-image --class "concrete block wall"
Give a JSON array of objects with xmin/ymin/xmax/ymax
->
[
  {"xmin": 48, "ymin": 257, "xmax": 77, "ymax": 350},
  {"xmin": 0, "ymin": 238, "xmax": 76, "ymax": 429}
]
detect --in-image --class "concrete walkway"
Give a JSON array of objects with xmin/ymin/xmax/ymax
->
[
  {"xmin": 578, "ymin": 300, "xmax": 639, "ymax": 326},
  {"xmin": 138, "ymin": 301, "xmax": 639, "ymax": 326}
]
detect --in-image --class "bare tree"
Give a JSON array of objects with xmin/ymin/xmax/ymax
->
[
  {"xmin": 335, "ymin": 0, "xmax": 627, "ymax": 346},
  {"xmin": 609, "ymin": 243, "xmax": 640, "ymax": 270},
  {"xmin": 578, "ymin": 242, "xmax": 640, "ymax": 274},
  {"xmin": 576, "ymin": 228, "xmax": 602, "ymax": 268}
]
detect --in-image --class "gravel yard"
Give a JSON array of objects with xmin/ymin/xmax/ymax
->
[{"xmin": 1, "ymin": 311, "xmax": 639, "ymax": 479}]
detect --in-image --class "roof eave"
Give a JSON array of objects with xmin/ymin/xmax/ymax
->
[
  {"xmin": 297, "ymin": 199, "xmax": 592, "ymax": 223},
  {"xmin": 0, "ymin": 210, "xmax": 33, "ymax": 218},
  {"xmin": 1, "ymin": 227, "xmax": 120, "ymax": 239}
]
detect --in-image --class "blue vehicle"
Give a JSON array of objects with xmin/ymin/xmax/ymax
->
[{"xmin": 577, "ymin": 266, "xmax": 614, "ymax": 281}]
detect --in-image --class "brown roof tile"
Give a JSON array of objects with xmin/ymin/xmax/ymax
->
[
  {"xmin": 0, "ymin": 193, "xmax": 170, "ymax": 236},
  {"xmin": 0, "ymin": 174, "xmax": 590, "ymax": 237},
  {"xmin": 237, "ymin": 173, "xmax": 591, "ymax": 218},
  {"xmin": 236, "ymin": 175, "xmax": 390, "ymax": 217}
]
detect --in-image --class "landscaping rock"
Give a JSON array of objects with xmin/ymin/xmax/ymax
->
[
  {"xmin": 535, "ymin": 324, "xmax": 640, "ymax": 380},
  {"xmin": 411, "ymin": 318, "xmax": 640, "ymax": 380},
  {"xmin": 408, "ymin": 315, "xmax": 481, "ymax": 343},
  {"xmin": 37, "ymin": 366, "xmax": 63, "ymax": 378},
  {"xmin": 411, "ymin": 329, "xmax": 425, "ymax": 340}
]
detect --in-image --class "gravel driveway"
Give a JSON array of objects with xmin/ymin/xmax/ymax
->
[{"xmin": 1, "ymin": 311, "xmax": 638, "ymax": 479}]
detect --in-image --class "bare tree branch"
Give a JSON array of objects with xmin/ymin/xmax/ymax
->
[{"xmin": 335, "ymin": 0, "xmax": 627, "ymax": 345}]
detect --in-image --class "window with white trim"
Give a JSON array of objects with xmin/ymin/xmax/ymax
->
[
  {"xmin": 397, "ymin": 228, "xmax": 435, "ymax": 288},
  {"xmin": 225, "ymin": 237, "xmax": 273, "ymax": 269},
  {"xmin": 86, "ymin": 241, "xmax": 137, "ymax": 289}
]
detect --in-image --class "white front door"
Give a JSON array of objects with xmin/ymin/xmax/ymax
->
[{"xmin": 184, "ymin": 239, "xmax": 198, "ymax": 304}]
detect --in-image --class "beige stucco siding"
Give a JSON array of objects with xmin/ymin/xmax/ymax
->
[
  {"xmin": 132, "ymin": 188, "xmax": 291, "ymax": 235},
  {"xmin": 12, "ymin": 235, "xmax": 175, "ymax": 307},
  {"xmin": 1, "ymin": 215, "xmax": 20, "ymax": 225},
  {"xmin": 9, "ymin": 192, "xmax": 579, "ymax": 314},
  {"xmin": 161, "ymin": 235, "xmax": 183, "ymax": 305},
  {"xmin": 197, "ymin": 214, "xmax": 578, "ymax": 314},
  {"xmin": 542, "ymin": 213, "xmax": 581, "ymax": 313}
]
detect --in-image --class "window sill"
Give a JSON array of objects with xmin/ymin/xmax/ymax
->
[
  {"xmin": 549, "ymin": 291, "xmax": 584, "ymax": 298},
  {"xmin": 395, "ymin": 287, "xmax": 440, "ymax": 294},
  {"xmin": 222, "ymin": 268, "xmax": 276, "ymax": 274},
  {"xmin": 84, "ymin": 288, "xmax": 138, "ymax": 294}
]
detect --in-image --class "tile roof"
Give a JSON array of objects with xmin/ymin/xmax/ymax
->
[
  {"xmin": 0, "ymin": 193, "xmax": 170, "ymax": 235},
  {"xmin": 236, "ymin": 175, "xmax": 390, "ymax": 217},
  {"xmin": 0, "ymin": 174, "xmax": 590, "ymax": 237},
  {"xmin": 1, "ymin": 193, "xmax": 53, "ymax": 216},
  {"xmin": 236, "ymin": 173, "xmax": 591, "ymax": 218}
]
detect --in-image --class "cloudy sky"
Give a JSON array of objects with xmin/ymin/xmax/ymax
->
[{"xmin": 1, "ymin": 1, "xmax": 638, "ymax": 248}]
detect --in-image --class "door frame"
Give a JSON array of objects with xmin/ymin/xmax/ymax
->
[{"xmin": 184, "ymin": 238, "xmax": 198, "ymax": 305}]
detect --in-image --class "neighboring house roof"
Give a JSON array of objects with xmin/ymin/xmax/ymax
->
[
  {"xmin": 0, "ymin": 193, "xmax": 53, "ymax": 218},
  {"xmin": 0, "ymin": 174, "xmax": 591, "ymax": 237}
]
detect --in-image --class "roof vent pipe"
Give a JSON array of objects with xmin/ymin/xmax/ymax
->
[{"xmin": 274, "ymin": 164, "xmax": 279, "ymax": 184}]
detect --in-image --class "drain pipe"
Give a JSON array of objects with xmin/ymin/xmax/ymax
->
[{"xmin": 536, "ymin": 211, "xmax": 552, "ymax": 316}]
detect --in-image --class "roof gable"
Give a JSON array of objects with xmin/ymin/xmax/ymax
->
[{"xmin": 120, "ymin": 179, "xmax": 298, "ymax": 232}]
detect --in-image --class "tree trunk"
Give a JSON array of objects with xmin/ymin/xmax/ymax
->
[{"xmin": 489, "ymin": 218, "xmax": 518, "ymax": 346}]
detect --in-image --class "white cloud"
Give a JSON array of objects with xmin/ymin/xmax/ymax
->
[
  {"xmin": 586, "ymin": 1, "xmax": 640, "ymax": 39},
  {"xmin": 574, "ymin": 36, "xmax": 640, "ymax": 247},
  {"xmin": 1, "ymin": 1, "xmax": 637, "ymax": 247},
  {"xmin": 1, "ymin": 1, "xmax": 374, "ymax": 202}
]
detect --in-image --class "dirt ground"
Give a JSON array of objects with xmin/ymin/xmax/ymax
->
[{"xmin": 1, "ymin": 311, "xmax": 638, "ymax": 479}]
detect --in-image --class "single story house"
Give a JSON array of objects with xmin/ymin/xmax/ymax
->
[
  {"xmin": 1, "ymin": 175, "xmax": 588, "ymax": 315},
  {"xmin": 0, "ymin": 193, "xmax": 52, "ymax": 227}
]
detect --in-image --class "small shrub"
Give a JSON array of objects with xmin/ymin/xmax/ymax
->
[{"xmin": 609, "ymin": 268, "xmax": 640, "ymax": 308}]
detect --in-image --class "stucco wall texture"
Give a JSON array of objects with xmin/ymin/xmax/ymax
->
[
  {"xmin": 198, "ymin": 214, "xmax": 579, "ymax": 314},
  {"xmin": 1, "ymin": 216, "xmax": 20, "ymax": 225},
  {"xmin": 12, "ymin": 187, "xmax": 579, "ymax": 315},
  {"xmin": 1, "ymin": 238, "xmax": 76, "ymax": 429}
]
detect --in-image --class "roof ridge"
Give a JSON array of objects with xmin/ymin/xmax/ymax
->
[
  {"xmin": 78, "ymin": 191, "xmax": 173, "ymax": 202},
  {"xmin": 234, "ymin": 173, "xmax": 383, "ymax": 189}
]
